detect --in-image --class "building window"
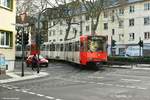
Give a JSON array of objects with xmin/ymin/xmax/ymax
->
[
  {"xmin": 144, "ymin": 32, "xmax": 150, "ymax": 39},
  {"xmin": 129, "ymin": 33, "xmax": 135, "ymax": 41},
  {"xmin": 49, "ymin": 31, "xmax": 51, "ymax": 36},
  {"xmin": 53, "ymin": 21, "xmax": 56, "ymax": 26},
  {"xmin": 85, "ymin": 15, "xmax": 89, "ymax": 20},
  {"xmin": 111, "ymin": 15, "xmax": 115, "ymax": 22},
  {"xmin": 86, "ymin": 26, "xmax": 89, "ymax": 32},
  {"xmin": 104, "ymin": 23, "xmax": 108, "ymax": 30},
  {"xmin": 144, "ymin": 3, "xmax": 150, "ymax": 10},
  {"xmin": 0, "ymin": 30, "xmax": 12, "ymax": 48},
  {"xmin": 104, "ymin": 11, "xmax": 108, "ymax": 18},
  {"xmin": 129, "ymin": 19, "xmax": 134, "ymax": 26},
  {"xmin": 144, "ymin": 17, "xmax": 150, "ymax": 25},
  {"xmin": 112, "ymin": 29, "xmax": 115, "ymax": 35},
  {"xmin": 119, "ymin": 20, "xmax": 124, "ymax": 28},
  {"xmin": 0, "ymin": 0, "xmax": 13, "ymax": 9},
  {"xmin": 60, "ymin": 30, "xmax": 63, "ymax": 35},
  {"xmin": 129, "ymin": 5, "xmax": 135, "ymax": 13},
  {"xmin": 119, "ymin": 8, "xmax": 124, "ymax": 15},
  {"xmin": 53, "ymin": 30, "xmax": 55, "ymax": 35}
]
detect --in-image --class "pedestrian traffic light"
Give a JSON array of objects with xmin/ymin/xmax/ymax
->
[
  {"xmin": 138, "ymin": 40, "xmax": 143, "ymax": 47},
  {"xmin": 111, "ymin": 39, "xmax": 116, "ymax": 47},
  {"xmin": 16, "ymin": 32, "xmax": 22, "ymax": 45},
  {"xmin": 23, "ymin": 33, "xmax": 29, "ymax": 45}
]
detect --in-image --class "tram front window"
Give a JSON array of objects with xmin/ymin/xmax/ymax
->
[{"xmin": 88, "ymin": 38, "xmax": 104, "ymax": 52}]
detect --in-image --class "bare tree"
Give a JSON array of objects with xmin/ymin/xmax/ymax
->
[{"xmin": 81, "ymin": 0, "xmax": 115, "ymax": 35}]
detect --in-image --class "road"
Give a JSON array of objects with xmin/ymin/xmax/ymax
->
[{"xmin": 1, "ymin": 61, "xmax": 150, "ymax": 100}]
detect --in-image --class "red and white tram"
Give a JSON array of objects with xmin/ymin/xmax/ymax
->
[{"xmin": 40, "ymin": 35, "xmax": 108, "ymax": 68}]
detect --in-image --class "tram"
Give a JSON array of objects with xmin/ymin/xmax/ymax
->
[{"xmin": 41, "ymin": 35, "xmax": 108, "ymax": 68}]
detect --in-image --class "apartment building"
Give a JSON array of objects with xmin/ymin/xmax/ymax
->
[
  {"xmin": 0, "ymin": 0, "xmax": 16, "ymax": 71},
  {"xmin": 100, "ymin": 0, "xmax": 150, "ymax": 56}
]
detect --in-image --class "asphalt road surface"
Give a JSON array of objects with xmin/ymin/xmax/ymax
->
[{"xmin": 1, "ymin": 61, "xmax": 150, "ymax": 100}]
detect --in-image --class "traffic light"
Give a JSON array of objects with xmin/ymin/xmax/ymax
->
[
  {"xmin": 39, "ymin": 34, "xmax": 44, "ymax": 44},
  {"xmin": 23, "ymin": 33, "xmax": 29, "ymax": 45},
  {"xmin": 111, "ymin": 39, "xmax": 116, "ymax": 47},
  {"xmin": 138, "ymin": 40, "xmax": 143, "ymax": 47},
  {"xmin": 16, "ymin": 32, "xmax": 22, "ymax": 45}
]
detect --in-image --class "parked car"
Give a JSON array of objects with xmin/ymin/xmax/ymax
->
[
  {"xmin": 125, "ymin": 46, "xmax": 142, "ymax": 57},
  {"xmin": 26, "ymin": 54, "xmax": 48, "ymax": 67}
]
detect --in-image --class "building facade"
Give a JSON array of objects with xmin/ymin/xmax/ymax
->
[
  {"xmin": 46, "ymin": 0, "xmax": 150, "ymax": 56},
  {"xmin": 100, "ymin": 0, "xmax": 150, "ymax": 56},
  {"xmin": 0, "ymin": 0, "xmax": 16, "ymax": 71}
]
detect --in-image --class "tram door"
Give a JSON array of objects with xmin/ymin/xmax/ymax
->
[{"xmin": 80, "ymin": 36, "xmax": 88, "ymax": 65}]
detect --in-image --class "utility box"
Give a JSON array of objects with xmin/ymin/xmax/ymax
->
[{"xmin": 0, "ymin": 54, "xmax": 6, "ymax": 75}]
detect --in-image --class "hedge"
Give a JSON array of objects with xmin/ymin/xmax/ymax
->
[{"xmin": 108, "ymin": 56, "xmax": 150, "ymax": 64}]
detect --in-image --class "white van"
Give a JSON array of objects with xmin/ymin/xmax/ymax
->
[{"xmin": 125, "ymin": 46, "xmax": 142, "ymax": 57}]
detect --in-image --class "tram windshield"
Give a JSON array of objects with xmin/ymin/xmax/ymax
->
[{"xmin": 88, "ymin": 36, "xmax": 105, "ymax": 52}]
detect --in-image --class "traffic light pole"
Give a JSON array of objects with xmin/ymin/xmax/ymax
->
[
  {"xmin": 21, "ymin": 27, "xmax": 25, "ymax": 77},
  {"xmin": 36, "ymin": 13, "xmax": 41, "ymax": 74}
]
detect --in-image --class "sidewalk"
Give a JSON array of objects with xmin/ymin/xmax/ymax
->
[
  {"xmin": 110, "ymin": 64, "xmax": 150, "ymax": 70},
  {"xmin": 0, "ymin": 67, "xmax": 49, "ymax": 84}
]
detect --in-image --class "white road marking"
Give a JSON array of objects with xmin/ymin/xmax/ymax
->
[
  {"xmin": 2, "ymin": 85, "xmax": 7, "ymax": 88},
  {"xmin": 7, "ymin": 87, "xmax": 13, "ymax": 90},
  {"xmin": 36, "ymin": 94, "xmax": 44, "ymax": 97},
  {"xmin": 88, "ymin": 76, "xmax": 104, "ymax": 79},
  {"xmin": 105, "ymin": 84, "xmax": 113, "ymax": 86},
  {"xmin": 121, "ymin": 79, "xmax": 141, "ymax": 82},
  {"xmin": 137, "ymin": 87, "xmax": 147, "ymax": 90},
  {"xmin": 115, "ymin": 95, "xmax": 128, "ymax": 98},
  {"xmin": 88, "ymin": 82, "xmax": 96, "ymax": 84},
  {"xmin": 97, "ymin": 83, "xmax": 104, "ymax": 85},
  {"xmin": 45, "ymin": 96, "xmax": 54, "ymax": 99},
  {"xmin": 1, "ymin": 97, "xmax": 20, "ymax": 100},
  {"xmin": 15, "ymin": 89, "xmax": 20, "ymax": 92},
  {"xmin": 27, "ymin": 92, "xmax": 36, "ymax": 95},
  {"xmin": 22, "ymin": 90, "xmax": 28, "ymax": 93},
  {"xmin": 126, "ymin": 86, "xmax": 136, "ymax": 89}
]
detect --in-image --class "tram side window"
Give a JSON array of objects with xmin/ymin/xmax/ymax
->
[
  {"xmin": 75, "ymin": 41, "xmax": 79, "ymax": 51},
  {"xmin": 69, "ymin": 43, "xmax": 72, "ymax": 51},
  {"xmin": 60, "ymin": 44, "xmax": 63, "ymax": 51},
  {"xmin": 65, "ymin": 43, "xmax": 69, "ymax": 51},
  {"xmin": 56, "ymin": 44, "xmax": 59, "ymax": 51}
]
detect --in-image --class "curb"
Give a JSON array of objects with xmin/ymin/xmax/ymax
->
[
  {"xmin": 0, "ymin": 72, "xmax": 49, "ymax": 83},
  {"xmin": 110, "ymin": 65, "xmax": 150, "ymax": 70}
]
